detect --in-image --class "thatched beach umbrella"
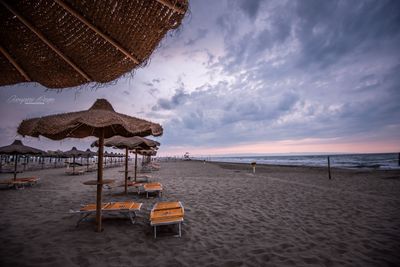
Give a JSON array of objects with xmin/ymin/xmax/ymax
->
[
  {"xmin": 137, "ymin": 148, "xmax": 158, "ymax": 166},
  {"xmin": 64, "ymin": 147, "xmax": 86, "ymax": 174},
  {"xmin": 0, "ymin": 140, "xmax": 44, "ymax": 179},
  {"xmin": 92, "ymin": 136, "xmax": 160, "ymax": 193},
  {"xmin": 17, "ymin": 98, "xmax": 162, "ymax": 232},
  {"xmin": 47, "ymin": 149, "xmax": 67, "ymax": 168},
  {"xmin": 84, "ymin": 149, "xmax": 96, "ymax": 171},
  {"xmin": 0, "ymin": 0, "xmax": 189, "ymax": 89}
]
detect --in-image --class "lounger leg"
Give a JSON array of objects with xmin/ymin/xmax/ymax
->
[
  {"xmin": 76, "ymin": 213, "xmax": 91, "ymax": 227},
  {"xmin": 154, "ymin": 226, "xmax": 157, "ymax": 239},
  {"xmin": 128, "ymin": 211, "xmax": 136, "ymax": 224},
  {"xmin": 179, "ymin": 223, "xmax": 181, "ymax": 237}
]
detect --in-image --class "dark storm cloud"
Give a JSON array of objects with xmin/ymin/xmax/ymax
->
[
  {"xmin": 294, "ymin": 0, "xmax": 400, "ymax": 69},
  {"xmin": 153, "ymin": 89, "xmax": 190, "ymax": 111},
  {"xmin": 217, "ymin": 0, "xmax": 400, "ymax": 74}
]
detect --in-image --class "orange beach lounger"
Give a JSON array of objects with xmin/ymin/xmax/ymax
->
[
  {"xmin": 0, "ymin": 177, "xmax": 39, "ymax": 189},
  {"xmin": 150, "ymin": 201, "xmax": 184, "ymax": 239},
  {"xmin": 71, "ymin": 201, "xmax": 142, "ymax": 227},
  {"xmin": 143, "ymin": 182, "xmax": 163, "ymax": 198}
]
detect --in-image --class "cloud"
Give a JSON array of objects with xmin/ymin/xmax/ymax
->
[
  {"xmin": 152, "ymin": 88, "xmax": 190, "ymax": 111},
  {"xmin": 184, "ymin": 28, "xmax": 208, "ymax": 46},
  {"xmin": 236, "ymin": 0, "xmax": 263, "ymax": 19}
]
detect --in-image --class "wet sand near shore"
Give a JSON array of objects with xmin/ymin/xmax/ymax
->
[{"xmin": 0, "ymin": 161, "xmax": 399, "ymax": 266}]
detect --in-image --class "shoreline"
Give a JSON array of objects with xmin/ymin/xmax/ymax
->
[{"xmin": 192, "ymin": 159, "xmax": 400, "ymax": 172}]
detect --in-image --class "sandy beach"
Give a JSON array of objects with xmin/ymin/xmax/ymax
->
[{"xmin": 0, "ymin": 160, "xmax": 399, "ymax": 266}]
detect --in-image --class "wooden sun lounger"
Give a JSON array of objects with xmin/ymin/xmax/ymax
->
[
  {"xmin": 65, "ymin": 169, "xmax": 85, "ymax": 175},
  {"xmin": 150, "ymin": 201, "xmax": 184, "ymax": 239},
  {"xmin": 143, "ymin": 182, "xmax": 163, "ymax": 198},
  {"xmin": 71, "ymin": 201, "xmax": 142, "ymax": 227},
  {"xmin": 114, "ymin": 181, "xmax": 144, "ymax": 193},
  {"xmin": 0, "ymin": 177, "xmax": 39, "ymax": 189},
  {"xmin": 135, "ymin": 174, "xmax": 151, "ymax": 183}
]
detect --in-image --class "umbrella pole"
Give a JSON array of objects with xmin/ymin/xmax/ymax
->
[
  {"xmin": 14, "ymin": 154, "xmax": 18, "ymax": 180},
  {"xmin": 73, "ymin": 155, "xmax": 76, "ymax": 174},
  {"xmin": 134, "ymin": 150, "xmax": 138, "ymax": 182},
  {"xmin": 87, "ymin": 156, "xmax": 89, "ymax": 171},
  {"xmin": 124, "ymin": 147, "xmax": 128, "ymax": 194},
  {"xmin": 96, "ymin": 129, "xmax": 104, "ymax": 232}
]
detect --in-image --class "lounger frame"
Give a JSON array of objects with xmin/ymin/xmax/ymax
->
[{"xmin": 71, "ymin": 202, "xmax": 142, "ymax": 227}]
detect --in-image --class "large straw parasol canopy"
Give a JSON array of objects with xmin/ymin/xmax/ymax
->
[
  {"xmin": 17, "ymin": 98, "xmax": 163, "ymax": 139},
  {"xmin": 92, "ymin": 136, "xmax": 160, "ymax": 150},
  {"xmin": 137, "ymin": 148, "xmax": 158, "ymax": 156},
  {"xmin": 16, "ymin": 98, "xmax": 163, "ymax": 232},
  {"xmin": 0, "ymin": 0, "xmax": 189, "ymax": 88}
]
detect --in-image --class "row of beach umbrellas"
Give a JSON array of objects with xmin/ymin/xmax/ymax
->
[{"xmin": 0, "ymin": 139, "xmax": 158, "ymax": 177}]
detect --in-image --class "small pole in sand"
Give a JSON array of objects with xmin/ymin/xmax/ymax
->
[
  {"xmin": 251, "ymin": 162, "xmax": 256, "ymax": 174},
  {"xmin": 328, "ymin": 156, "xmax": 332, "ymax": 180},
  {"xmin": 398, "ymin": 153, "xmax": 400, "ymax": 166}
]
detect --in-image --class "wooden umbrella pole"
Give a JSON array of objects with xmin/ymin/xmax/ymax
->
[
  {"xmin": 134, "ymin": 150, "xmax": 138, "ymax": 182},
  {"xmin": 73, "ymin": 155, "xmax": 76, "ymax": 174},
  {"xmin": 124, "ymin": 147, "xmax": 128, "ymax": 194},
  {"xmin": 96, "ymin": 128, "xmax": 104, "ymax": 232},
  {"xmin": 14, "ymin": 154, "xmax": 18, "ymax": 180}
]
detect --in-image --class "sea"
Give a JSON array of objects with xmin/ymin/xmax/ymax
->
[{"xmin": 195, "ymin": 153, "xmax": 400, "ymax": 170}]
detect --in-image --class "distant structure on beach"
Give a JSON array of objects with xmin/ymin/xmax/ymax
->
[{"xmin": 183, "ymin": 152, "xmax": 191, "ymax": 161}]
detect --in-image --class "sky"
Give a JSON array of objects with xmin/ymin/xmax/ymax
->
[{"xmin": 1, "ymin": 0, "xmax": 400, "ymax": 157}]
